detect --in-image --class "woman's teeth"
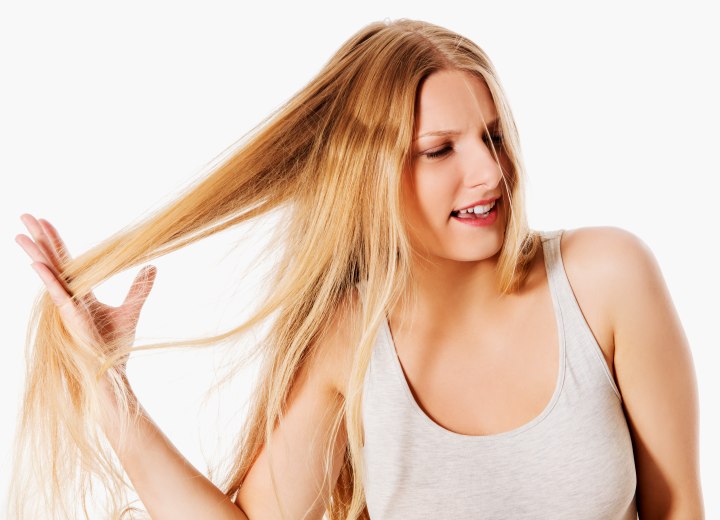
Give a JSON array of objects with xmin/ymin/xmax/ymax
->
[{"xmin": 453, "ymin": 200, "xmax": 496, "ymax": 218}]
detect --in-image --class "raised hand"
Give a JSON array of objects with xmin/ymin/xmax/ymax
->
[{"xmin": 15, "ymin": 213, "xmax": 157, "ymax": 389}]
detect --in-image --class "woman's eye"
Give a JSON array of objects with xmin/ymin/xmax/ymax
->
[
  {"xmin": 420, "ymin": 134, "xmax": 503, "ymax": 160},
  {"xmin": 424, "ymin": 146, "xmax": 452, "ymax": 159},
  {"xmin": 485, "ymin": 133, "xmax": 504, "ymax": 146}
]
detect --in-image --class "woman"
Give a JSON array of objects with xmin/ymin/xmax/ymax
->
[{"xmin": 10, "ymin": 18, "xmax": 703, "ymax": 519}]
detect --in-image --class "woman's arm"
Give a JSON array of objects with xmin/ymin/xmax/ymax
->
[
  {"xmin": 18, "ymin": 214, "xmax": 247, "ymax": 518},
  {"xmin": 99, "ymin": 308, "xmax": 349, "ymax": 520},
  {"xmin": 17, "ymin": 213, "xmax": 350, "ymax": 520},
  {"xmin": 99, "ymin": 312, "xmax": 349, "ymax": 520},
  {"xmin": 595, "ymin": 227, "xmax": 704, "ymax": 518},
  {"xmin": 100, "ymin": 388, "xmax": 249, "ymax": 519},
  {"xmin": 99, "ymin": 293, "xmax": 355, "ymax": 520}
]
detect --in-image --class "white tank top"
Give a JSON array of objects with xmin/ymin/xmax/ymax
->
[{"xmin": 361, "ymin": 229, "xmax": 638, "ymax": 519}]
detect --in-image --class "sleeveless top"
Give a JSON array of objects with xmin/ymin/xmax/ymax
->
[{"xmin": 360, "ymin": 229, "xmax": 638, "ymax": 519}]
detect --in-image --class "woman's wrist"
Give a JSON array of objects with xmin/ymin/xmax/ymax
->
[{"xmin": 97, "ymin": 372, "xmax": 141, "ymax": 435}]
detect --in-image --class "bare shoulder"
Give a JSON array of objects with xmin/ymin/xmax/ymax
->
[
  {"xmin": 560, "ymin": 225, "xmax": 652, "ymax": 272},
  {"xmin": 237, "ymin": 289, "xmax": 359, "ymax": 518},
  {"xmin": 559, "ymin": 225, "xmax": 660, "ymax": 334},
  {"xmin": 556, "ymin": 225, "xmax": 656, "ymax": 373},
  {"xmin": 307, "ymin": 286, "xmax": 359, "ymax": 399}
]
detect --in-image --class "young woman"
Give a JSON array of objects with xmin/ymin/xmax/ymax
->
[{"xmin": 11, "ymin": 18, "xmax": 703, "ymax": 520}]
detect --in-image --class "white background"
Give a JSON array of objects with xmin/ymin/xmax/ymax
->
[{"xmin": 2, "ymin": 0, "xmax": 718, "ymax": 516}]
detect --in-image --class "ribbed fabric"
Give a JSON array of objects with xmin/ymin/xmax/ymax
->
[{"xmin": 360, "ymin": 229, "xmax": 638, "ymax": 519}]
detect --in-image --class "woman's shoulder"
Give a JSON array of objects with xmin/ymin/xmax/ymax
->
[
  {"xmin": 559, "ymin": 225, "xmax": 654, "ymax": 276},
  {"xmin": 308, "ymin": 285, "xmax": 361, "ymax": 398},
  {"xmin": 557, "ymin": 225, "xmax": 659, "ymax": 354},
  {"xmin": 536, "ymin": 225, "xmax": 652, "ymax": 297}
]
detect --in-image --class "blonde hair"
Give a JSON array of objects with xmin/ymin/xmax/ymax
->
[{"xmin": 8, "ymin": 18, "xmax": 540, "ymax": 520}]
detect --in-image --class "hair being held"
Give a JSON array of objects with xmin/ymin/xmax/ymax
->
[{"xmin": 9, "ymin": 18, "xmax": 540, "ymax": 520}]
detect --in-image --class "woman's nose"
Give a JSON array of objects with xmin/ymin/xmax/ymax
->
[{"xmin": 461, "ymin": 137, "xmax": 504, "ymax": 188}]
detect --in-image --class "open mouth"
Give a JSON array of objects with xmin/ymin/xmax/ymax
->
[{"xmin": 450, "ymin": 196, "xmax": 500, "ymax": 219}]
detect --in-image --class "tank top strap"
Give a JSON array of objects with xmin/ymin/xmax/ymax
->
[
  {"xmin": 540, "ymin": 229, "xmax": 576, "ymax": 309},
  {"xmin": 539, "ymin": 228, "xmax": 623, "ymax": 401}
]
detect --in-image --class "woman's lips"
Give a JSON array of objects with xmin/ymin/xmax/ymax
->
[{"xmin": 450, "ymin": 198, "xmax": 499, "ymax": 227}]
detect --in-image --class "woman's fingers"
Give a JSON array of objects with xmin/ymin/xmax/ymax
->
[
  {"xmin": 36, "ymin": 216, "xmax": 102, "ymax": 307},
  {"xmin": 30, "ymin": 261, "xmax": 100, "ymax": 346},
  {"xmin": 16, "ymin": 220, "xmax": 55, "ymax": 273},
  {"xmin": 37, "ymin": 217, "xmax": 72, "ymax": 266},
  {"xmin": 20, "ymin": 214, "xmax": 63, "ymax": 274},
  {"xmin": 30, "ymin": 258, "xmax": 125, "ymax": 348},
  {"xmin": 16, "ymin": 233, "xmax": 48, "ymax": 267},
  {"xmin": 16, "ymin": 231, "xmax": 72, "ymax": 291},
  {"xmin": 18, "ymin": 214, "xmax": 99, "ymax": 307},
  {"xmin": 121, "ymin": 266, "xmax": 157, "ymax": 317},
  {"xmin": 18, "ymin": 214, "xmax": 152, "ymax": 351},
  {"xmin": 30, "ymin": 261, "xmax": 74, "ymax": 309}
]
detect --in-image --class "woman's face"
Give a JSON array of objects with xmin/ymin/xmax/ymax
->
[{"xmin": 404, "ymin": 69, "xmax": 510, "ymax": 263}]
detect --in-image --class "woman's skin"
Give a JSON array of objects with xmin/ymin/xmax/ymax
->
[
  {"xmin": 387, "ymin": 69, "xmax": 703, "ymax": 516},
  {"xmin": 15, "ymin": 214, "xmax": 250, "ymax": 519},
  {"xmin": 15, "ymin": 69, "xmax": 704, "ymax": 517},
  {"xmin": 15, "ymin": 215, "xmax": 156, "ymax": 393},
  {"xmin": 385, "ymin": 69, "xmax": 559, "ymax": 437}
]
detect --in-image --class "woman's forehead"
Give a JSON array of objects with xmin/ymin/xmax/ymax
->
[{"xmin": 414, "ymin": 70, "xmax": 497, "ymax": 138}]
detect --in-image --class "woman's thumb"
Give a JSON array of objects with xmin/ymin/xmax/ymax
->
[{"xmin": 123, "ymin": 265, "xmax": 156, "ymax": 309}]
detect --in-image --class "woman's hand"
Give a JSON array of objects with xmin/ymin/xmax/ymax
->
[{"xmin": 15, "ymin": 213, "xmax": 157, "ymax": 393}]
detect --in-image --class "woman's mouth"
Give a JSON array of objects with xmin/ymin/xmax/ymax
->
[{"xmin": 449, "ymin": 197, "xmax": 500, "ymax": 226}]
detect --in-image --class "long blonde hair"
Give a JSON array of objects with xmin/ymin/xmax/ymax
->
[{"xmin": 8, "ymin": 18, "xmax": 540, "ymax": 520}]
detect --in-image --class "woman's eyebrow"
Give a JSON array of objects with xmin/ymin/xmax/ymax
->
[
  {"xmin": 414, "ymin": 117, "xmax": 500, "ymax": 141},
  {"xmin": 413, "ymin": 129, "xmax": 461, "ymax": 141}
]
